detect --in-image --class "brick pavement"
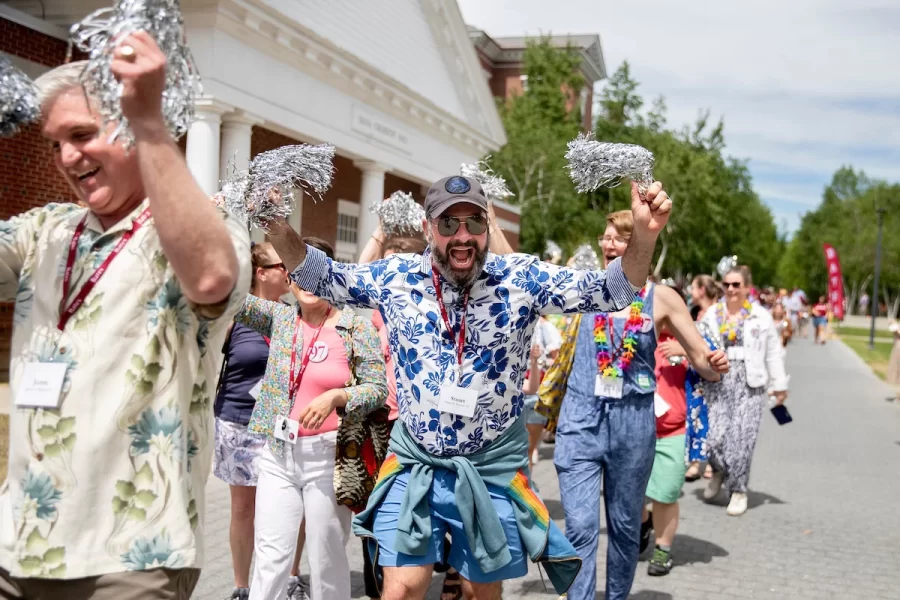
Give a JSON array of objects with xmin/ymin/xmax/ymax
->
[{"xmin": 195, "ymin": 336, "xmax": 900, "ymax": 599}]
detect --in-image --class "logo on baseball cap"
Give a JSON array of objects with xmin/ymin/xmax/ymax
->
[{"xmin": 424, "ymin": 176, "xmax": 488, "ymax": 218}]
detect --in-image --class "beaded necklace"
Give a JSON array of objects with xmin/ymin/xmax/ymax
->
[
  {"xmin": 716, "ymin": 300, "xmax": 753, "ymax": 343},
  {"xmin": 594, "ymin": 285, "xmax": 649, "ymax": 379}
]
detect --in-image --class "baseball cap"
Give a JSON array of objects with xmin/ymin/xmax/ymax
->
[{"xmin": 424, "ymin": 175, "xmax": 488, "ymax": 218}]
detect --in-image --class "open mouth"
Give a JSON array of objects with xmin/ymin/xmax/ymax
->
[
  {"xmin": 448, "ymin": 246, "xmax": 475, "ymax": 270},
  {"xmin": 77, "ymin": 167, "xmax": 100, "ymax": 181}
]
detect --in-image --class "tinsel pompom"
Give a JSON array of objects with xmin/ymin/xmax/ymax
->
[
  {"xmin": 460, "ymin": 160, "xmax": 512, "ymax": 203},
  {"xmin": 0, "ymin": 57, "xmax": 39, "ymax": 138},
  {"xmin": 716, "ymin": 255, "xmax": 738, "ymax": 277},
  {"xmin": 68, "ymin": 0, "xmax": 201, "ymax": 147},
  {"xmin": 570, "ymin": 243, "xmax": 600, "ymax": 271},
  {"xmin": 565, "ymin": 133, "xmax": 655, "ymax": 193},
  {"xmin": 544, "ymin": 240, "xmax": 563, "ymax": 264},
  {"xmin": 373, "ymin": 191, "xmax": 424, "ymax": 236},
  {"xmin": 220, "ymin": 143, "xmax": 336, "ymax": 230}
]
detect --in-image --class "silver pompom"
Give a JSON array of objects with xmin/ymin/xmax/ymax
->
[
  {"xmin": 544, "ymin": 240, "xmax": 563, "ymax": 264},
  {"xmin": 68, "ymin": 0, "xmax": 201, "ymax": 147},
  {"xmin": 220, "ymin": 144, "xmax": 336, "ymax": 230},
  {"xmin": 0, "ymin": 57, "xmax": 39, "ymax": 137},
  {"xmin": 716, "ymin": 255, "xmax": 738, "ymax": 277},
  {"xmin": 565, "ymin": 133, "xmax": 655, "ymax": 193},
  {"xmin": 570, "ymin": 243, "xmax": 600, "ymax": 271},
  {"xmin": 372, "ymin": 191, "xmax": 424, "ymax": 236},
  {"xmin": 460, "ymin": 160, "xmax": 512, "ymax": 203}
]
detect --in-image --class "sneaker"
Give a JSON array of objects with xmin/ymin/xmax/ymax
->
[
  {"xmin": 639, "ymin": 515, "xmax": 653, "ymax": 554},
  {"xmin": 726, "ymin": 492, "xmax": 748, "ymax": 516},
  {"xmin": 647, "ymin": 546, "xmax": 673, "ymax": 576},
  {"xmin": 228, "ymin": 589, "xmax": 249, "ymax": 600},
  {"xmin": 703, "ymin": 471, "xmax": 724, "ymax": 501},
  {"xmin": 286, "ymin": 575, "xmax": 310, "ymax": 600}
]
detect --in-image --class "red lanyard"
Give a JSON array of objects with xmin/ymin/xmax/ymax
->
[
  {"xmin": 288, "ymin": 307, "xmax": 332, "ymax": 399},
  {"xmin": 431, "ymin": 269, "xmax": 470, "ymax": 368},
  {"xmin": 58, "ymin": 208, "xmax": 152, "ymax": 331}
]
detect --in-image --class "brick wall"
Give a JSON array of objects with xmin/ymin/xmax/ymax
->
[{"xmin": 0, "ymin": 19, "xmax": 78, "ymax": 381}]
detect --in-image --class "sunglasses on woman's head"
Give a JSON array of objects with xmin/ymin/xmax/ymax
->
[
  {"xmin": 723, "ymin": 281, "xmax": 742, "ymax": 289},
  {"xmin": 434, "ymin": 215, "xmax": 488, "ymax": 236}
]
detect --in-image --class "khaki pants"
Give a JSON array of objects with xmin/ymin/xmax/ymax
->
[{"xmin": 0, "ymin": 567, "xmax": 199, "ymax": 600}]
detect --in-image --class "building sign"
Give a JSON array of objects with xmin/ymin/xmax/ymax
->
[{"xmin": 351, "ymin": 105, "xmax": 410, "ymax": 152}]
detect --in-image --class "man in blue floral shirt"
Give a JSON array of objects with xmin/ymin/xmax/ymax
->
[{"xmin": 267, "ymin": 175, "xmax": 671, "ymax": 599}]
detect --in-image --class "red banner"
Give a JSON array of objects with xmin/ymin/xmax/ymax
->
[{"xmin": 822, "ymin": 243, "xmax": 845, "ymax": 320}]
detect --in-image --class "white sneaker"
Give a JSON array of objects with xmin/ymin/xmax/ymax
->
[
  {"xmin": 726, "ymin": 492, "xmax": 748, "ymax": 516},
  {"xmin": 703, "ymin": 472, "xmax": 724, "ymax": 501}
]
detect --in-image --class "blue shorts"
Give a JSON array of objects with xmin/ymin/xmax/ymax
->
[
  {"xmin": 524, "ymin": 395, "xmax": 548, "ymax": 426},
  {"xmin": 372, "ymin": 468, "xmax": 528, "ymax": 583}
]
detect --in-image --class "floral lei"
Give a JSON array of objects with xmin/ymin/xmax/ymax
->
[
  {"xmin": 594, "ymin": 285, "xmax": 649, "ymax": 379},
  {"xmin": 717, "ymin": 300, "xmax": 753, "ymax": 343}
]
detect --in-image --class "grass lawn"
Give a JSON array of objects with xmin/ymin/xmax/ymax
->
[
  {"xmin": 836, "ymin": 325, "xmax": 892, "ymax": 340},
  {"xmin": 843, "ymin": 338, "xmax": 894, "ymax": 380},
  {"xmin": 0, "ymin": 414, "xmax": 7, "ymax": 483}
]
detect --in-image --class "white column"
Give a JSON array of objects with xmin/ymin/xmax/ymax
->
[
  {"xmin": 185, "ymin": 97, "xmax": 232, "ymax": 196},
  {"xmin": 354, "ymin": 160, "xmax": 387, "ymax": 242},
  {"xmin": 219, "ymin": 111, "xmax": 265, "ymax": 242}
]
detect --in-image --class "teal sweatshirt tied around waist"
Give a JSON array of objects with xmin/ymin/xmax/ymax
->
[{"xmin": 352, "ymin": 417, "xmax": 581, "ymax": 595}]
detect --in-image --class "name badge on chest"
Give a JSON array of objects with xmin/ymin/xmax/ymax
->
[
  {"xmin": 15, "ymin": 363, "xmax": 68, "ymax": 408},
  {"xmin": 274, "ymin": 415, "xmax": 300, "ymax": 445},
  {"xmin": 438, "ymin": 385, "xmax": 479, "ymax": 418},
  {"xmin": 594, "ymin": 375, "xmax": 624, "ymax": 399},
  {"xmin": 726, "ymin": 347, "xmax": 745, "ymax": 361}
]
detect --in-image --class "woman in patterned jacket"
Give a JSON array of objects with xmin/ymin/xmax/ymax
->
[{"xmin": 237, "ymin": 237, "xmax": 387, "ymax": 600}]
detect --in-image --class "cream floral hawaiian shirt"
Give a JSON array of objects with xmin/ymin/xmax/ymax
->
[{"xmin": 0, "ymin": 200, "xmax": 251, "ymax": 579}]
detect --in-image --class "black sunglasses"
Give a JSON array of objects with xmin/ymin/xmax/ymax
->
[
  {"xmin": 260, "ymin": 262, "xmax": 286, "ymax": 271},
  {"xmin": 434, "ymin": 215, "xmax": 488, "ymax": 236},
  {"xmin": 723, "ymin": 281, "xmax": 743, "ymax": 289}
]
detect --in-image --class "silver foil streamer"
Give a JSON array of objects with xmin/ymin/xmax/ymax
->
[
  {"xmin": 459, "ymin": 160, "xmax": 512, "ymax": 203},
  {"xmin": 565, "ymin": 133, "xmax": 655, "ymax": 193},
  {"xmin": 220, "ymin": 144, "xmax": 336, "ymax": 230},
  {"xmin": 68, "ymin": 0, "xmax": 201, "ymax": 147},
  {"xmin": 544, "ymin": 240, "xmax": 563, "ymax": 264},
  {"xmin": 570, "ymin": 243, "xmax": 600, "ymax": 271},
  {"xmin": 0, "ymin": 57, "xmax": 39, "ymax": 137},
  {"xmin": 372, "ymin": 191, "xmax": 424, "ymax": 236},
  {"xmin": 716, "ymin": 255, "xmax": 738, "ymax": 277}
]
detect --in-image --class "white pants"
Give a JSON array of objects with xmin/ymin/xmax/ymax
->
[{"xmin": 250, "ymin": 431, "xmax": 352, "ymax": 600}]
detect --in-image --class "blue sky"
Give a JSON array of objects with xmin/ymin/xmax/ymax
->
[{"xmin": 457, "ymin": 0, "xmax": 900, "ymax": 234}]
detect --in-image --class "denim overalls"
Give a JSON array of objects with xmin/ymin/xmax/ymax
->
[{"xmin": 554, "ymin": 285, "xmax": 658, "ymax": 600}]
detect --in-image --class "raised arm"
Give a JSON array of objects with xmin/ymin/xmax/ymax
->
[
  {"xmin": 656, "ymin": 285, "xmax": 729, "ymax": 382},
  {"xmin": 234, "ymin": 294, "xmax": 292, "ymax": 338},
  {"xmin": 519, "ymin": 254, "xmax": 637, "ymax": 315},
  {"xmin": 114, "ymin": 32, "xmax": 240, "ymax": 310},
  {"xmin": 358, "ymin": 223, "xmax": 386, "ymax": 264},
  {"xmin": 487, "ymin": 201, "xmax": 515, "ymax": 256},
  {"xmin": 620, "ymin": 181, "xmax": 671, "ymax": 288}
]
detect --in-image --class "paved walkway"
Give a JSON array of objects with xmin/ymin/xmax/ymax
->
[{"xmin": 195, "ymin": 336, "xmax": 900, "ymax": 599}]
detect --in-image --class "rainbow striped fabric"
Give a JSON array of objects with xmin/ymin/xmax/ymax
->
[
  {"xmin": 373, "ymin": 453, "xmax": 403, "ymax": 492},
  {"xmin": 507, "ymin": 470, "xmax": 550, "ymax": 531}
]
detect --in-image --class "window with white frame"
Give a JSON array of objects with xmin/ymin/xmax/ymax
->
[{"xmin": 335, "ymin": 199, "xmax": 361, "ymax": 262}]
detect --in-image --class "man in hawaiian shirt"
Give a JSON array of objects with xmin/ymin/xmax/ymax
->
[
  {"xmin": 266, "ymin": 176, "xmax": 671, "ymax": 600},
  {"xmin": 0, "ymin": 34, "xmax": 250, "ymax": 599}
]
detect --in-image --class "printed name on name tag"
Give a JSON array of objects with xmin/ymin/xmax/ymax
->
[
  {"xmin": 437, "ymin": 385, "xmax": 479, "ymax": 418},
  {"xmin": 594, "ymin": 375, "xmax": 624, "ymax": 399},
  {"xmin": 15, "ymin": 362, "xmax": 68, "ymax": 408}
]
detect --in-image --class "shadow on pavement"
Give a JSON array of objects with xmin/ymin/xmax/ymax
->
[
  {"xmin": 671, "ymin": 533, "xmax": 729, "ymax": 566},
  {"xmin": 623, "ymin": 592, "xmax": 675, "ymax": 600},
  {"xmin": 690, "ymin": 487, "xmax": 786, "ymax": 509}
]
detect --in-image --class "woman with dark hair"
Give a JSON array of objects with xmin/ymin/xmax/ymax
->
[
  {"xmin": 701, "ymin": 266, "xmax": 788, "ymax": 516},
  {"xmin": 684, "ymin": 274, "xmax": 718, "ymax": 481},
  {"xmin": 238, "ymin": 237, "xmax": 388, "ymax": 600},
  {"xmin": 811, "ymin": 296, "xmax": 829, "ymax": 345}
]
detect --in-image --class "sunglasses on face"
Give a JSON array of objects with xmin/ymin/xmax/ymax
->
[
  {"xmin": 434, "ymin": 215, "xmax": 488, "ymax": 236},
  {"xmin": 260, "ymin": 262, "xmax": 286, "ymax": 271},
  {"xmin": 723, "ymin": 281, "xmax": 743, "ymax": 289}
]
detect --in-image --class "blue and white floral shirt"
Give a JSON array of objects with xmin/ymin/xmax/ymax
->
[{"xmin": 293, "ymin": 247, "xmax": 637, "ymax": 456}]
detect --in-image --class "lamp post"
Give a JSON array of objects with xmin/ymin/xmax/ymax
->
[{"xmin": 869, "ymin": 206, "xmax": 887, "ymax": 350}]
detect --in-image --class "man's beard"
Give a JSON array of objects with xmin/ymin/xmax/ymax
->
[{"xmin": 431, "ymin": 231, "xmax": 490, "ymax": 289}]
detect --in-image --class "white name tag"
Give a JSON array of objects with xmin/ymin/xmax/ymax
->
[
  {"xmin": 16, "ymin": 362, "xmax": 68, "ymax": 408},
  {"xmin": 594, "ymin": 375, "xmax": 624, "ymax": 399},
  {"xmin": 438, "ymin": 385, "xmax": 479, "ymax": 418},
  {"xmin": 274, "ymin": 416, "xmax": 300, "ymax": 445},
  {"xmin": 654, "ymin": 392, "xmax": 671, "ymax": 418},
  {"xmin": 727, "ymin": 347, "xmax": 746, "ymax": 361},
  {"xmin": 248, "ymin": 379, "xmax": 263, "ymax": 400}
]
